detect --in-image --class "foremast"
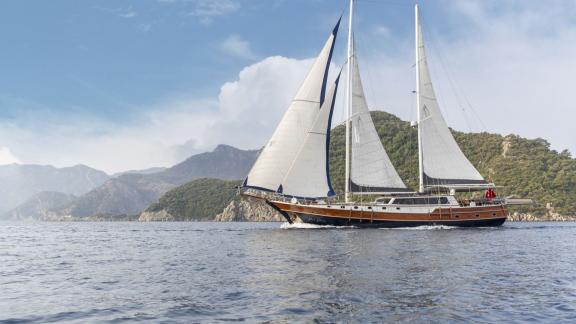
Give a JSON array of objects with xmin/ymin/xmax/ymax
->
[{"xmin": 344, "ymin": 0, "xmax": 354, "ymax": 203}]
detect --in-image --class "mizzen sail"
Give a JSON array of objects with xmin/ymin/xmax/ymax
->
[
  {"xmin": 350, "ymin": 52, "xmax": 409, "ymax": 193},
  {"xmin": 416, "ymin": 7, "xmax": 487, "ymax": 189},
  {"xmin": 244, "ymin": 19, "xmax": 341, "ymax": 195}
]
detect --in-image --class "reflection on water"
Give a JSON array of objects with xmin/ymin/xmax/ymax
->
[{"xmin": 0, "ymin": 222, "xmax": 575, "ymax": 322}]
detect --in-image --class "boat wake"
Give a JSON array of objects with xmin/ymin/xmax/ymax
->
[
  {"xmin": 280, "ymin": 222, "xmax": 355, "ymax": 230},
  {"xmin": 380, "ymin": 225, "xmax": 458, "ymax": 230}
]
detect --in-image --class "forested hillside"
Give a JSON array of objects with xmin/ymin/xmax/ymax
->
[
  {"xmin": 330, "ymin": 111, "xmax": 576, "ymax": 216},
  {"xmin": 144, "ymin": 178, "xmax": 242, "ymax": 221},
  {"xmin": 145, "ymin": 111, "xmax": 576, "ymax": 220}
]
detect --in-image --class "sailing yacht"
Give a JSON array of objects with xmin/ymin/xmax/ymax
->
[{"xmin": 241, "ymin": 2, "xmax": 508, "ymax": 228}]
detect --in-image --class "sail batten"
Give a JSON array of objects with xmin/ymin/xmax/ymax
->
[
  {"xmin": 349, "ymin": 49, "xmax": 409, "ymax": 194},
  {"xmin": 244, "ymin": 19, "xmax": 341, "ymax": 197},
  {"xmin": 416, "ymin": 7, "xmax": 487, "ymax": 189}
]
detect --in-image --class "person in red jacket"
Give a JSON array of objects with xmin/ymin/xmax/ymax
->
[{"xmin": 485, "ymin": 188, "xmax": 496, "ymax": 200}]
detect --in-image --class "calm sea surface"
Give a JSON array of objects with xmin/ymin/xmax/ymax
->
[{"xmin": 1, "ymin": 221, "xmax": 575, "ymax": 323}]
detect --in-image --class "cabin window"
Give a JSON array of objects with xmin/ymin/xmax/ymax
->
[
  {"xmin": 367, "ymin": 206, "xmax": 372, "ymax": 209},
  {"xmin": 476, "ymin": 214, "xmax": 480, "ymax": 217},
  {"xmin": 394, "ymin": 197, "xmax": 449, "ymax": 205},
  {"xmin": 340, "ymin": 206, "xmax": 345, "ymax": 209},
  {"xmin": 354, "ymin": 206, "xmax": 358, "ymax": 209}
]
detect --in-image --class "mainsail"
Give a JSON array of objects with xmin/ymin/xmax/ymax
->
[
  {"xmin": 349, "ymin": 52, "xmax": 409, "ymax": 193},
  {"xmin": 416, "ymin": 6, "xmax": 487, "ymax": 189},
  {"xmin": 243, "ymin": 19, "xmax": 341, "ymax": 196}
]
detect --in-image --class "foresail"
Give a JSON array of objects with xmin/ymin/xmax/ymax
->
[
  {"xmin": 350, "ymin": 53, "xmax": 410, "ymax": 193},
  {"xmin": 280, "ymin": 74, "xmax": 340, "ymax": 198},
  {"xmin": 416, "ymin": 15, "xmax": 487, "ymax": 188},
  {"xmin": 243, "ymin": 19, "xmax": 341, "ymax": 194}
]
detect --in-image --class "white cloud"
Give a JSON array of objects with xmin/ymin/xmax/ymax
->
[
  {"xmin": 372, "ymin": 25, "xmax": 391, "ymax": 38},
  {"xmin": 220, "ymin": 34, "xmax": 257, "ymax": 59},
  {"xmin": 192, "ymin": 0, "xmax": 240, "ymax": 17},
  {"xmin": 0, "ymin": 56, "xmax": 312, "ymax": 173},
  {"xmin": 0, "ymin": 147, "xmax": 20, "ymax": 165},
  {"xmin": 1, "ymin": 0, "xmax": 575, "ymax": 174}
]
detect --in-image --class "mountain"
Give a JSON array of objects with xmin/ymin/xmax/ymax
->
[
  {"xmin": 50, "ymin": 145, "xmax": 259, "ymax": 218},
  {"xmin": 112, "ymin": 167, "xmax": 167, "ymax": 177},
  {"xmin": 0, "ymin": 164, "xmax": 109, "ymax": 214},
  {"xmin": 2, "ymin": 191, "xmax": 77, "ymax": 221},
  {"xmin": 146, "ymin": 111, "xmax": 576, "ymax": 221},
  {"xmin": 140, "ymin": 178, "xmax": 242, "ymax": 221}
]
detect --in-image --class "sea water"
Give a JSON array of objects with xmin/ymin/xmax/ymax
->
[{"xmin": 1, "ymin": 222, "xmax": 575, "ymax": 322}]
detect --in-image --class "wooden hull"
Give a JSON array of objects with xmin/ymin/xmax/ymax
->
[{"xmin": 269, "ymin": 201, "xmax": 507, "ymax": 228}]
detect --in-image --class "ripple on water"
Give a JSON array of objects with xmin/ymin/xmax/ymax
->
[{"xmin": 0, "ymin": 221, "xmax": 574, "ymax": 322}]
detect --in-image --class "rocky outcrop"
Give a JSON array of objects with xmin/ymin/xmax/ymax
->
[
  {"xmin": 215, "ymin": 196, "xmax": 284, "ymax": 222},
  {"xmin": 139, "ymin": 210, "xmax": 176, "ymax": 222},
  {"xmin": 501, "ymin": 138, "xmax": 512, "ymax": 157},
  {"xmin": 508, "ymin": 203, "xmax": 576, "ymax": 221}
]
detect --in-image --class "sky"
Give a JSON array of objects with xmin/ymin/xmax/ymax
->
[{"xmin": 0, "ymin": 0, "xmax": 575, "ymax": 173}]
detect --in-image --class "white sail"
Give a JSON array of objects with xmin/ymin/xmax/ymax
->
[
  {"xmin": 350, "ymin": 53, "xmax": 409, "ymax": 193},
  {"xmin": 280, "ymin": 74, "xmax": 340, "ymax": 197},
  {"xmin": 416, "ymin": 9, "xmax": 487, "ymax": 188},
  {"xmin": 244, "ymin": 19, "xmax": 341, "ymax": 194}
]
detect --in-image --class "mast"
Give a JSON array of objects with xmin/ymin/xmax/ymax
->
[
  {"xmin": 345, "ymin": 0, "xmax": 354, "ymax": 203},
  {"xmin": 415, "ymin": 4, "xmax": 424, "ymax": 193}
]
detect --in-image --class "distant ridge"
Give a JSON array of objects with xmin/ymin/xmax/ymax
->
[
  {"xmin": 0, "ymin": 164, "xmax": 109, "ymax": 214},
  {"xmin": 2, "ymin": 191, "xmax": 77, "ymax": 221},
  {"xmin": 45, "ymin": 145, "xmax": 259, "ymax": 219}
]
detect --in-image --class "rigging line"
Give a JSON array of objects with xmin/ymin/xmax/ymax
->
[
  {"xmin": 355, "ymin": 0, "xmax": 413, "ymax": 7},
  {"xmin": 422, "ymin": 16, "xmax": 492, "ymax": 184},
  {"xmin": 417, "ymin": 12, "xmax": 463, "ymax": 128},
  {"xmin": 422, "ymin": 14, "xmax": 488, "ymax": 133},
  {"xmin": 426, "ymin": 33, "xmax": 475, "ymax": 133}
]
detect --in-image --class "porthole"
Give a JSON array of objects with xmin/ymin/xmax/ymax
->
[
  {"xmin": 354, "ymin": 206, "xmax": 358, "ymax": 209},
  {"xmin": 341, "ymin": 206, "xmax": 345, "ymax": 209},
  {"xmin": 367, "ymin": 206, "xmax": 372, "ymax": 210},
  {"xmin": 476, "ymin": 214, "xmax": 480, "ymax": 217}
]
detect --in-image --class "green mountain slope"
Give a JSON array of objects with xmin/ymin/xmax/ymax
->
[
  {"xmin": 329, "ymin": 111, "xmax": 576, "ymax": 216},
  {"xmin": 145, "ymin": 178, "xmax": 241, "ymax": 221},
  {"xmin": 146, "ymin": 111, "xmax": 576, "ymax": 220}
]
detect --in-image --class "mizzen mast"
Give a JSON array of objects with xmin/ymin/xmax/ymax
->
[{"xmin": 415, "ymin": 4, "xmax": 424, "ymax": 193}]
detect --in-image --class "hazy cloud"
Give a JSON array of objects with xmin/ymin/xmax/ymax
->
[
  {"xmin": 220, "ymin": 34, "xmax": 257, "ymax": 59},
  {"xmin": 0, "ymin": 147, "xmax": 20, "ymax": 165}
]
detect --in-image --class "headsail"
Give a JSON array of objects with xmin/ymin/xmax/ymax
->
[
  {"xmin": 416, "ymin": 6, "xmax": 487, "ymax": 189},
  {"xmin": 349, "ymin": 51, "xmax": 410, "ymax": 193},
  {"xmin": 280, "ymin": 74, "xmax": 340, "ymax": 198},
  {"xmin": 243, "ymin": 18, "xmax": 341, "ymax": 195}
]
